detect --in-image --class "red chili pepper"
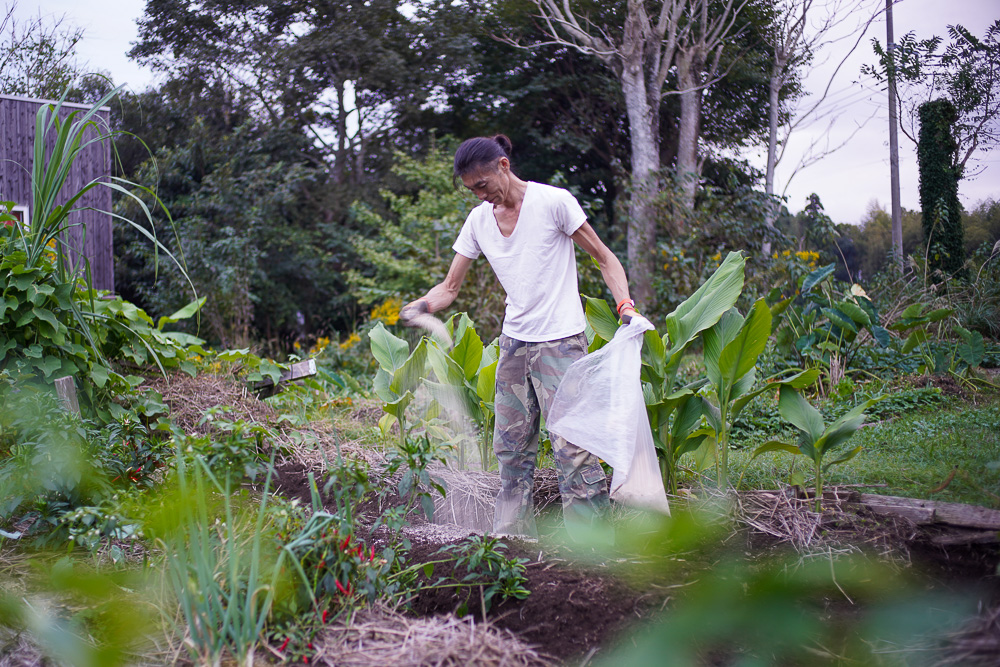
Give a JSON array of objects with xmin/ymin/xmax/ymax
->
[
  {"xmin": 335, "ymin": 580, "xmax": 348, "ymax": 595},
  {"xmin": 370, "ymin": 546, "xmax": 375, "ymax": 561},
  {"xmin": 340, "ymin": 537, "xmax": 350, "ymax": 551},
  {"xmin": 278, "ymin": 637, "xmax": 290, "ymax": 652},
  {"xmin": 322, "ymin": 609, "xmax": 329, "ymax": 623}
]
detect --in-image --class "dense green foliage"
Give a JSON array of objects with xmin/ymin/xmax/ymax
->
[{"xmin": 918, "ymin": 99, "xmax": 965, "ymax": 276}]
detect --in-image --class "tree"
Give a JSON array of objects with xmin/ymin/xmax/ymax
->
[
  {"xmin": 917, "ymin": 98, "xmax": 964, "ymax": 276},
  {"xmin": 0, "ymin": 1, "xmax": 83, "ymax": 98},
  {"xmin": 508, "ymin": 0, "xmax": 753, "ymax": 307},
  {"xmin": 865, "ymin": 19, "xmax": 1000, "ymax": 179}
]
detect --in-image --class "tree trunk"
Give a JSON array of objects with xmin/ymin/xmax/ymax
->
[
  {"xmin": 762, "ymin": 66, "xmax": 783, "ymax": 255},
  {"xmin": 621, "ymin": 63, "xmax": 660, "ymax": 309},
  {"xmin": 676, "ymin": 55, "xmax": 703, "ymax": 212}
]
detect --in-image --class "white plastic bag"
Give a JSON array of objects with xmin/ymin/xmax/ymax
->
[{"xmin": 548, "ymin": 315, "xmax": 670, "ymax": 514}]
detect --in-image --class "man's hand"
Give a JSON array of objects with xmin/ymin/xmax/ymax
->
[
  {"xmin": 620, "ymin": 306, "xmax": 637, "ymax": 325},
  {"xmin": 399, "ymin": 299, "xmax": 430, "ymax": 326}
]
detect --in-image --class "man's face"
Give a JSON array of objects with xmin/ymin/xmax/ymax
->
[{"xmin": 461, "ymin": 159, "xmax": 509, "ymax": 205}]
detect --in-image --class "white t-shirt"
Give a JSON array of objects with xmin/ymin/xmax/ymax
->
[{"xmin": 453, "ymin": 182, "xmax": 587, "ymax": 342}]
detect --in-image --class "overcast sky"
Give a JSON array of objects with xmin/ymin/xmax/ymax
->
[{"xmin": 15, "ymin": 0, "xmax": 1000, "ymax": 226}]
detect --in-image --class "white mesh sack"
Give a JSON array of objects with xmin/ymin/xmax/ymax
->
[{"xmin": 548, "ymin": 315, "xmax": 670, "ymax": 514}]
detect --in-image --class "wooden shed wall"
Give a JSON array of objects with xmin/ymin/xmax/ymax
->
[{"xmin": 0, "ymin": 95, "xmax": 114, "ymax": 292}]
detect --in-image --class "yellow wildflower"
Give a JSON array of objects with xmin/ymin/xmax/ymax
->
[
  {"xmin": 339, "ymin": 332, "xmax": 361, "ymax": 350},
  {"xmin": 370, "ymin": 297, "xmax": 402, "ymax": 325},
  {"xmin": 309, "ymin": 335, "xmax": 331, "ymax": 356}
]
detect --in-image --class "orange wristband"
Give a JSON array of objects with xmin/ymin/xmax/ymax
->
[{"xmin": 616, "ymin": 298, "xmax": 635, "ymax": 315}]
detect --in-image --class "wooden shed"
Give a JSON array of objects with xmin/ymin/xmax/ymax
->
[{"xmin": 0, "ymin": 93, "xmax": 114, "ymax": 292}]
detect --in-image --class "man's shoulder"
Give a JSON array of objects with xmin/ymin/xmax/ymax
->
[{"xmin": 528, "ymin": 181, "xmax": 573, "ymax": 200}]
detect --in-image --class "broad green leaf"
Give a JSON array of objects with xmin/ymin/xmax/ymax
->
[
  {"xmin": 157, "ymin": 296, "xmax": 206, "ymax": 330},
  {"xmin": 902, "ymin": 329, "xmax": 927, "ymax": 354},
  {"xmin": 383, "ymin": 390, "xmax": 414, "ymax": 420},
  {"xmin": 675, "ymin": 433, "xmax": 708, "ymax": 458},
  {"xmin": 956, "ymin": 326, "xmax": 984, "ymax": 367},
  {"xmin": 31, "ymin": 307, "xmax": 58, "ymax": 330},
  {"xmin": 479, "ymin": 341, "xmax": 499, "ymax": 372},
  {"xmin": 476, "ymin": 360, "xmax": 497, "ymax": 403},
  {"xmin": 870, "ymin": 325, "xmax": 892, "ymax": 348},
  {"xmin": 583, "ymin": 295, "xmax": 619, "ymax": 343},
  {"xmin": 90, "ymin": 363, "xmax": 109, "ymax": 389},
  {"xmin": 641, "ymin": 329, "xmax": 666, "ymax": 375},
  {"xmin": 703, "ymin": 307, "xmax": 745, "ymax": 388},
  {"xmin": 665, "ymin": 251, "xmax": 745, "ymax": 353},
  {"xmin": 426, "ymin": 341, "xmax": 463, "ymax": 386},
  {"xmin": 778, "ymin": 385, "xmax": 824, "ymax": 443},
  {"xmin": 390, "ymin": 339, "xmax": 427, "ymax": 395},
  {"xmin": 750, "ymin": 440, "xmax": 803, "ymax": 461},
  {"xmin": 373, "ymin": 368, "xmax": 396, "ymax": 402},
  {"xmin": 823, "ymin": 308, "xmax": 858, "ymax": 335},
  {"xmin": 671, "ymin": 394, "xmax": 705, "ymax": 441},
  {"xmin": 369, "ymin": 322, "xmax": 410, "ymax": 373},
  {"xmin": 35, "ymin": 355, "xmax": 62, "ymax": 378},
  {"xmin": 691, "ymin": 435, "xmax": 718, "ymax": 472},
  {"xmin": 816, "ymin": 398, "xmax": 878, "ymax": 455},
  {"xmin": 801, "ymin": 263, "xmax": 835, "ymax": 293},
  {"xmin": 823, "ymin": 445, "xmax": 863, "ymax": 472},
  {"xmin": 451, "ymin": 325, "xmax": 483, "ymax": 382},
  {"xmin": 837, "ymin": 301, "xmax": 871, "ymax": 327},
  {"xmin": 718, "ymin": 299, "xmax": 771, "ymax": 397},
  {"xmin": 900, "ymin": 303, "xmax": 925, "ymax": 319},
  {"xmin": 925, "ymin": 308, "xmax": 952, "ymax": 323},
  {"xmin": 783, "ymin": 368, "xmax": 820, "ymax": 388}
]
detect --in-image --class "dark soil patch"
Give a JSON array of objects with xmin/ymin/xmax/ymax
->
[
  {"xmin": 271, "ymin": 461, "xmax": 1000, "ymax": 665},
  {"xmin": 405, "ymin": 539, "xmax": 648, "ymax": 663},
  {"xmin": 912, "ymin": 373, "xmax": 969, "ymax": 398}
]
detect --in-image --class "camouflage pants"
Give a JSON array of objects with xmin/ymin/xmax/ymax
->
[{"xmin": 493, "ymin": 332, "xmax": 610, "ymax": 538}]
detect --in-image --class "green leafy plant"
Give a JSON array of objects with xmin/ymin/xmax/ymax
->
[
  {"xmin": 768, "ymin": 263, "xmax": 892, "ymax": 393},
  {"xmin": 369, "ymin": 322, "xmax": 428, "ymax": 448},
  {"xmin": 584, "ymin": 251, "xmax": 748, "ymax": 494},
  {"xmin": 153, "ymin": 455, "xmax": 290, "ymax": 667},
  {"xmin": 0, "ymin": 87, "xmax": 195, "ymax": 389},
  {"xmin": 435, "ymin": 535, "xmax": 530, "ymax": 617},
  {"xmin": 423, "ymin": 314, "xmax": 499, "ymax": 470},
  {"xmin": 887, "ymin": 301, "xmax": 954, "ymax": 374},
  {"xmin": 751, "ymin": 386, "xmax": 881, "ymax": 511}
]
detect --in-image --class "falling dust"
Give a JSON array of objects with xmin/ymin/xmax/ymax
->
[{"xmin": 406, "ymin": 312, "xmax": 496, "ymax": 533}]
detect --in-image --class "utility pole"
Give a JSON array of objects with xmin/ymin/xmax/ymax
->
[{"xmin": 886, "ymin": 0, "xmax": 903, "ymax": 269}]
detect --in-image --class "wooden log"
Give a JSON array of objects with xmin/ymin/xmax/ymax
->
[
  {"xmin": 54, "ymin": 376, "xmax": 80, "ymax": 414},
  {"xmin": 858, "ymin": 494, "xmax": 1000, "ymax": 531},
  {"xmin": 930, "ymin": 530, "xmax": 1000, "ymax": 546},
  {"xmin": 253, "ymin": 359, "xmax": 317, "ymax": 392}
]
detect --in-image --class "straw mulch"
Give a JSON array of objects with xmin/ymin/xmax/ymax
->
[
  {"xmin": 933, "ymin": 603, "xmax": 1000, "ymax": 667},
  {"xmin": 311, "ymin": 606, "xmax": 552, "ymax": 667},
  {"xmin": 734, "ymin": 488, "xmax": 917, "ymax": 562},
  {"xmin": 145, "ymin": 372, "xmax": 277, "ymax": 436},
  {"xmin": 430, "ymin": 466, "xmax": 561, "ymax": 533}
]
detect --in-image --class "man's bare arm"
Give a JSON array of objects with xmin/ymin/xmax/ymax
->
[
  {"xmin": 400, "ymin": 253, "xmax": 474, "ymax": 322},
  {"xmin": 571, "ymin": 223, "xmax": 637, "ymax": 319}
]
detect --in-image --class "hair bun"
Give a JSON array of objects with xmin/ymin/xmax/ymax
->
[{"xmin": 492, "ymin": 134, "xmax": 512, "ymax": 157}]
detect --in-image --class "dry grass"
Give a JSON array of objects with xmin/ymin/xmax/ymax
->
[
  {"xmin": 308, "ymin": 605, "xmax": 552, "ymax": 667},
  {"xmin": 733, "ymin": 488, "xmax": 917, "ymax": 564},
  {"xmin": 430, "ymin": 466, "xmax": 561, "ymax": 533},
  {"xmin": 933, "ymin": 603, "xmax": 1000, "ymax": 667},
  {"xmin": 146, "ymin": 372, "xmax": 277, "ymax": 437}
]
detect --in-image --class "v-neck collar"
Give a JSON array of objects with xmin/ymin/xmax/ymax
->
[{"xmin": 492, "ymin": 182, "xmax": 530, "ymax": 239}]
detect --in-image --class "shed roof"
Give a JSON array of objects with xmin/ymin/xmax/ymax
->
[{"xmin": 0, "ymin": 92, "xmax": 111, "ymax": 112}]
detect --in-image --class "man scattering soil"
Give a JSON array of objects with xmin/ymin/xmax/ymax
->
[{"xmin": 399, "ymin": 134, "xmax": 638, "ymax": 540}]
